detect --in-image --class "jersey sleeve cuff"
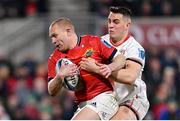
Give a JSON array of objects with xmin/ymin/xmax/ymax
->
[{"xmin": 108, "ymin": 49, "xmax": 117, "ymax": 62}]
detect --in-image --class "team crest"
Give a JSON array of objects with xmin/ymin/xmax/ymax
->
[{"xmin": 84, "ymin": 49, "xmax": 93, "ymax": 57}]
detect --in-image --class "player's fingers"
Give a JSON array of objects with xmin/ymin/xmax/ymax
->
[
  {"xmin": 100, "ymin": 66, "xmax": 111, "ymax": 78},
  {"xmin": 79, "ymin": 61, "xmax": 86, "ymax": 66},
  {"xmin": 79, "ymin": 63, "xmax": 86, "ymax": 70},
  {"xmin": 81, "ymin": 57, "xmax": 88, "ymax": 61},
  {"xmin": 100, "ymin": 69, "xmax": 108, "ymax": 76},
  {"xmin": 96, "ymin": 62, "xmax": 103, "ymax": 66},
  {"xmin": 105, "ymin": 72, "xmax": 111, "ymax": 78}
]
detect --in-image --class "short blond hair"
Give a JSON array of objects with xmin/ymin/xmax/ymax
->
[{"xmin": 49, "ymin": 17, "xmax": 75, "ymax": 31}]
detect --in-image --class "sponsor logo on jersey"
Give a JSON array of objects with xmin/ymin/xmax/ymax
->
[
  {"xmin": 138, "ymin": 48, "xmax": 145, "ymax": 59},
  {"xmin": 101, "ymin": 38, "xmax": 112, "ymax": 48},
  {"xmin": 84, "ymin": 49, "xmax": 93, "ymax": 57}
]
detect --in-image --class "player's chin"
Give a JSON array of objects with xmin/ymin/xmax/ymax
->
[
  {"xmin": 58, "ymin": 47, "xmax": 66, "ymax": 52},
  {"xmin": 109, "ymin": 33, "xmax": 116, "ymax": 39}
]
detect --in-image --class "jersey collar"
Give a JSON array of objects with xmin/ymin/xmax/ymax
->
[
  {"xmin": 110, "ymin": 35, "xmax": 130, "ymax": 47},
  {"xmin": 77, "ymin": 36, "xmax": 81, "ymax": 46}
]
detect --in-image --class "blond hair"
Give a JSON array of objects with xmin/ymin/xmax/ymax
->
[{"xmin": 49, "ymin": 17, "xmax": 75, "ymax": 31}]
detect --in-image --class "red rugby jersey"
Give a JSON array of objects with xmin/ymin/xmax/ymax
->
[{"xmin": 48, "ymin": 35, "xmax": 117, "ymax": 103}]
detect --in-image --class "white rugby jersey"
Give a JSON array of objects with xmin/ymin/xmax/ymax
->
[{"xmin": 101, "ymin": 34, "xmax": 148, "ymax": 104}]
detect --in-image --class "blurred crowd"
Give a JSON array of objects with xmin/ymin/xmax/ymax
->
[
  {"xmin": 0, "ymin": 57, "xmax": 77, "ymax": 119},
  {"xmin": 0, "ymin": 46, "xmax": 179, "ymax": 120},
  {"xmin": 0, "ymin": 0, "xmax": 49, "ymax": 19},
  {"xmin": 89, "ymin": 0, "xmax": 180, "ymax": 17},
  {"xmin": 144, "ymin": 46, "xmax": 180, "ymax": 119},
  {"xmin": 1, "ymin": 0, "xmax": 180, "ymax": 20}
]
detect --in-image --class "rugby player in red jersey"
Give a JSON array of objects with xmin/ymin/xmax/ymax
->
[{"xmin": 47, "ymin": 17, "xmax": 125, "ymax": 120}]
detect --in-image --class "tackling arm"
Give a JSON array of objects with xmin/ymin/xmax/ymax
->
[
  {"xmin": 79, "ymin": 54, "xmax": 126, "ymax": 78},
  {"xmin": 98, "ymin": 54, "xmax": 126, "ymax": 78},
  {"xmin": 110, "ymin": 60, "xmax": 142, "ymax": 85}
]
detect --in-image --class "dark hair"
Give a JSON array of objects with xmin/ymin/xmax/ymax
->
[{"xmin": 109, "ymin": 6, "xmax": 132, "ymax": 17}]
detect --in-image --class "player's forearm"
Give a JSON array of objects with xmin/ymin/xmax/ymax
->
[
  {"xmin": 48, "ymin": 75, "xmax": 63, "ymax": 96},
  {"xmin": 109, "ymin": 54, "xmax": 126, "ymax": 72},
  {"xmin": 110, "ymin": 69, "xmax": 138, "ymax": 85}
]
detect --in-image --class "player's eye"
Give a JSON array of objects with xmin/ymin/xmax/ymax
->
[
  {"xmin": 51, "ymin": 34, "xmax": 58, "ymax": 39},
  {"xmin": 113, "ymin": 20, "xmax": 120, "ymax": 24}
]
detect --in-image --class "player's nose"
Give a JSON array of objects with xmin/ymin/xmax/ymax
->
[{"xmin": 108, "ymin": 22, "xmax": 114, "ymax": 28}]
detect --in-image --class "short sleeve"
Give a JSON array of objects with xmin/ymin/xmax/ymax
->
[
  {"xmin": 98, "ymin": 37, "xmax": 117, "ymax": 61},
  {"xmin": 126, "ymin": 45, "xmax": 145, "ymax": 67}
]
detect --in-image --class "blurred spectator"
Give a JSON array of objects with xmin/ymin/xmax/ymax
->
[
  {"xmin": 0, "ymin": 3, "xmax": 6, "ymax": 19},
  {"xmin": 145, "ymin": 56, "xmax": 162, "ymax": 103},
  {"xmin": 32, "ymin": 77, "xmax": 47, "ymax": 100},
  {"xmin": 159, "ymin": 100, "xmax": 180, "ymax": 119},
  {"xmin": 140, "ymin": 0, "xmax": 152, "ymax": 16},
  {"xmin": 38, "ymin": 96, "xmax": 52, "ymax": 120},
  {"xmin": 160, "ymin": 48, "xmax": 178, "ymax": 71},
  {"xmin": 0, "ymin": 58, "xmax": 13, "ymax": 99},
  {"xmin": 36, "ymin": 0, "xmax": 49, "ymax": 15},
  {"xmin": 24, "ymin": 98, "xmax": 40, "ymax": 119},
  {"xmin": 161, "ymin": 1, "xmax": 173, "ymax": 16},
  {"xmin": 6, "ymin": 94, "xmax": 23, "ymax": 119},
  {"xmin": 0, "ymin": 0, "xmax": 49, "ymax": 19},
  {"xmin": 25, "ymin": 0, "xmax": 37, "ymax": 16},
  {"xmin": 35, "ymin": 62, "xmax": 47, "ymax": 79},
  {"xmin": 88, "ymin": 0, "xmax": 179, "ymax": 16},
  {"xmin": 152, "ymin": 82, "xmax": 170, "ymax": 119},
  {"xmin": 51, "ymin": 103, "xmax": 63, "ymax": 119},
  {"xmin": 89, "ymin": 0, "xmax": 113, "ymax": 17}
]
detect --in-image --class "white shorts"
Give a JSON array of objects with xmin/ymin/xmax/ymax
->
[
  {"xmin": 119, "ymin": 94, "xmax": 150, "ymax": 120},
  {"xmin": 73, "ymin": 91, "xmax": 118, "ymax": 120},
  {"xmin": 114, "ymin": 79, "xmax": 149, "ymax": 120}
]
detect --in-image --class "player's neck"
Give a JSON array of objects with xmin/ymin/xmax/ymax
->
[
  {"xmin": 69, "ymin": 34, "xmax": 78, "ymax": 49},
  {"xmin": 111, "ymin": 33, "xmax": 129, "ymax": 46}
]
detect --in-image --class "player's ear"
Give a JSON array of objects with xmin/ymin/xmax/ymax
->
[{"xmin": 126, "ymin": 18, "xmax": 131, "ymax": 28}]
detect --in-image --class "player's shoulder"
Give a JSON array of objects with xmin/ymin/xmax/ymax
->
[
  {"xmin": 81, "ymin": 34, "xmax": 101, "ymax": 42},
  {"xmin": 101, "ymin": 34, "xmax": 110, "ymax": 40},
  {"xmin": 81, "ymin": 34, "xmax": 100, "ymax": 39},
  {"xmin": 128, "ymin": 36, "xmax": 144, "ymax": 50}
]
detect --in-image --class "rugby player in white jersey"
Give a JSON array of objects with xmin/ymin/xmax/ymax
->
[{"xmin": 80, "ymin": 6, "xmax": 149, "ymax": 120}]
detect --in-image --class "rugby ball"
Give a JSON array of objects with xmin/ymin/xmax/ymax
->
[{"xmin": 56, "ymin": 58, "xmax": 82, "ymax": 91}]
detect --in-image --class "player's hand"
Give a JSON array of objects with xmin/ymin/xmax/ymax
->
[
  {"xmin": 79, "ymin": 57, "xmax": 99, "ymax": 73},
  {"xmin": 57, "ymin": 61, "xmax": 79, "ymax": 79},
  {"xmin": 96, "ymin": 63, "xmax": 112, "ymax": 78}
]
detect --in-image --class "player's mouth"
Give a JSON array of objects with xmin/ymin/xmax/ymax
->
[
  {"xmin": 109, "ymin": 30, "xmax": 114, "ymax": 33},
  {"xmin": 56, "ymin": 45, "xmax": 61, "ymax": 48}
]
